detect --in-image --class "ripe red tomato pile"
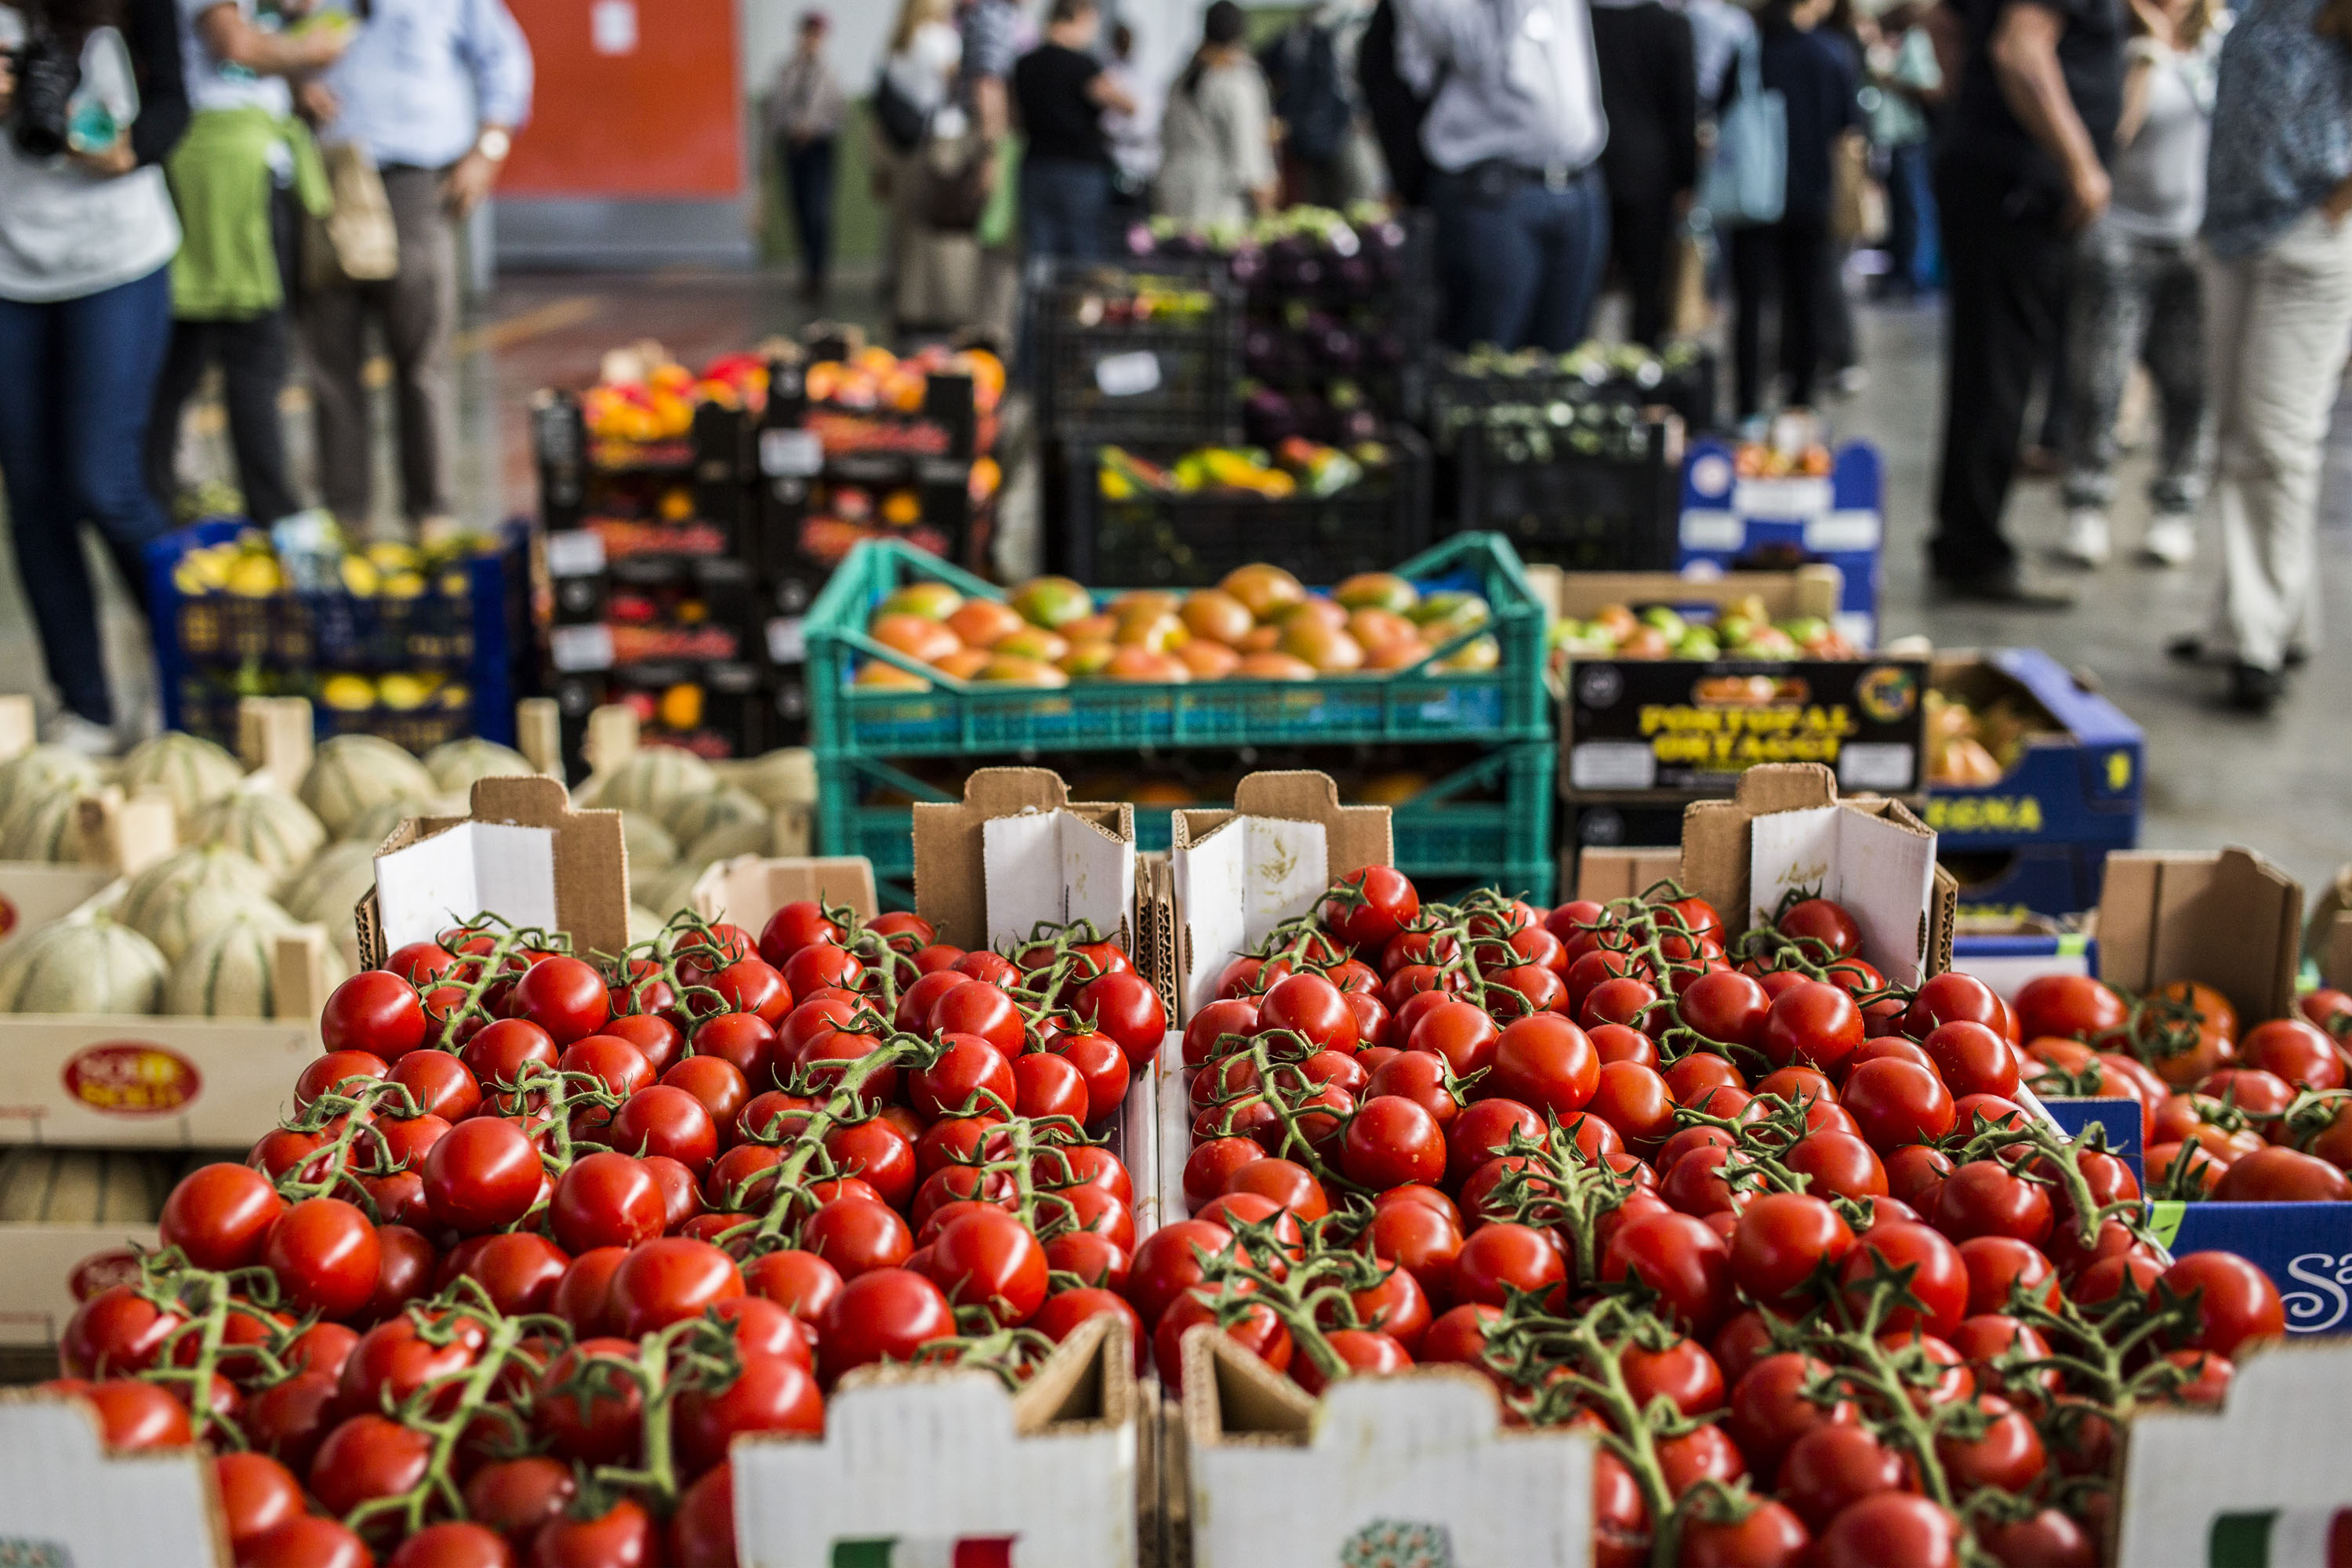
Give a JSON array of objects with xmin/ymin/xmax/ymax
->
[
  {"xmin": 1153, "ymin": 872, "xmax": 2292, "ymax": 1568},
  {"xmin": 2006, "ymin": 974, "xmax": 2352, "ymax": 1200},
  {"xmin": 48, "ymin": 901, "xmax": 1164, "ymax": 1568}
]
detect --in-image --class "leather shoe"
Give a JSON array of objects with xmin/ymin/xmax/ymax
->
[
  {"xmin": 1934, "ymin": 569, "xmax": 2079, "ymax": 608},
  {"xmin": 2227, "ymin": 662, "xmax": 2284, "ymax": 714}
]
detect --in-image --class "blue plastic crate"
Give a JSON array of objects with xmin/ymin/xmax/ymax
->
[
  {"xmin": 1675, "ymin": 438, "xmax": 1882, "ymax": 648},
  {"xmin": 1942, "ymin": 843, "xmax": 2108, "ymax": 920},
  {"xmin": 1923, "ymin": 648, "xmax": 2143, "ymax": 851},
  {"xmin": 146, "ymin": 517, "xmax": 528, "ymax": 753}
]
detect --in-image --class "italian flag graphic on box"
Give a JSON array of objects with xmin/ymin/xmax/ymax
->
[
  {"xmin": 2210, "ymin": 1510, "xmax": 2352, "ymax": 1568},
  {"xmin": 830, "ymin": 1539, "xmax": 1016, "ymax": 1568}
]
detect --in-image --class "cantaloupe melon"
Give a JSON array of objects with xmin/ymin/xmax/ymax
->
[
  {"xmin": 116, "ymin": 731, "xmax": 244, "ymax": 829},
  {"xmin": 119, "ymin": 845, "xmax": 284, "ymax": 962},
  {"xmin": 191, "ymin": 783, "xmax": 326, "ymax": 879},
  {"xmin": 0, "ymin": 745, "xmax": 100, "ymax": 828},
  {"xmin": 299, "ymin": 735, "xmax": 437, "ymax": 837},
  {"xmin": 166, "ymin": 916, "xmax": 336, "ymax": 1018},
  {"xmin": 729, "ymin": 747, "xmax": 818, "ymax": 810},
  {"xmin": 0, "ymin": 916, "xmax": 168, "ymax": 1014},
  {"xmin": 339, "ymin": 792, "xmax": 465, "ymax": 849},
  {"xmin": 662, "ymin": 786, "xmax": 767, "ymax": 846},
  {"xmin": 423, "ymin": 737, "xmax": 536, "ymax": 793},
  {"xmin": 682, "ymin": 816, "xmax": 775, "ymax": 869},
  {"xmin": 0, "ymin": 785, "xmax": 91, "ymax": 863},
  {"xmin": 279, "ymin": 842, "xmax": 377, "ymax": 969},
  {"xmin": 0, "ymin": 1149, "xmax": 173, "ymax": 1223},
  {"xmin": 620, "ymin": 811, "xmax": 679, "ymax": 872},
  {"xmin": 635, "ymin": 859, "xmax": 709, "ymax": 920},
  {"xmin": 589, "ymin": 745, "xmax": 715, "ymax": 818}
]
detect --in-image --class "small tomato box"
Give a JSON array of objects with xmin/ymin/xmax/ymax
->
[{"xmin": 1675, "ymin": 437, "xmax": 1883, "ymax": 648}]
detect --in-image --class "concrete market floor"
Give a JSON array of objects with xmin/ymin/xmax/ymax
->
[{"xmin": 0, "ymin": 268, "xmax": 2345, "ymax": 900}]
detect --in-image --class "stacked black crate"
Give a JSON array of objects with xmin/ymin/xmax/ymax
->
[{"xmin": 534, "ymin": 392, "xmax": 765, "ymax": 779}]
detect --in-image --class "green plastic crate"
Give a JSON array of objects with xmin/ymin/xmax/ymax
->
[{"xmin": 845, "ymin": 742, "xmax": 1555, "ymax": 911}]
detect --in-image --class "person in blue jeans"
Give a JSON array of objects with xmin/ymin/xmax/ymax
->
[
  {"xmin": 1400, "ymin": 0, "xmax": 1613, "ymax": 350},
  {"xmin": 1013, "ymin": 0, "xmax": 1131, "ymax": 265},
  {"xmin": 0, "ymin": 0, "xmax": 190, "ymax": 756}
]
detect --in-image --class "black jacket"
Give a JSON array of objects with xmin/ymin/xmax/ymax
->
[{"xmin": 1590, "ymin": 1, "xmax": 1699, "ymax": 199}]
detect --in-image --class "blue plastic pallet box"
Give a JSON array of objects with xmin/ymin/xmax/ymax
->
[{"xmin": 1676, "ymin": 437, "xmax": 1882, "ymax": 648}]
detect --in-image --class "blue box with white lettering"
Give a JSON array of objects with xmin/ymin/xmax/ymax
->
[
  {"xmin": 1675, "ymin": 437, "xmax": 1883, "ymax": 648},
  {"xmin": 1942, "ymin": 843, "xmax": 2109, "ymax": 921},
  {"xmin": 1925, "ymin": 649, "xmax": 2144, "ymax": 859}
]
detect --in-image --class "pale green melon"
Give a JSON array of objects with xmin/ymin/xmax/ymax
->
[
  {"xmin": 683, "ymin": 816, "xmax": 775, "ymax": 869},
  {"xmin": 116, "ymin": 732, "xmax": 244, "ymax": 830},
  {"xmin": 635, "ymin": 859, "xmax": 709, "ymax": 920},
  {"xmin": 167, "ymin": 915, "xmax": 316, "ymax": 1018},
  {"xmin": 0, "ymin": 786, "xmax": 91, "ymax": 864},
  {"xmin": 728, "ymin": 748, "xmax": 818, "ymax": 810},
  {"xmin": 279, "ymin": 842, "xmax": 378, "ymax": 971},
  {"xmin": 423, "ymin": 738, "xmax": 536, "ymax": 793},
  {"xmin": 627, "ymin": 904, "xmax": 665, "ymax": 944},
  {"xmin": 119, "ymin": 846, "xmax": 282, "ymax": 961},
  {"xmin": 620, "ymin": 811, "xmax": 679, "ymax": 871},
  {"xmin": 339, "ymin": 792, "xmax": 465, "ymax": 848},
  {"xmin": 0, "ymin": 916, "xmax": 167, "ymax": 1014},
  {"xmin": 662, "ymin": 786, "xmax": 767, "ymax": 845},
  {"xmin": 590, "ymin": 745, "xmax": 715, "ymax": 818},
  {"xmin": 299, "ymin": 735, "xmax": 437, "ymax": 837},
  {"xmin": 191, "ymin": 785, "xmax": 326, "ymax": 880},
  {"xmin": 0, "ymin": 746, "xmax": 101, "ymax": 828}
]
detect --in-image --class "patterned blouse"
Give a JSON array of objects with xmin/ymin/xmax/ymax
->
[{"xmin": 2205, "ymin": 0, "xmax": 2352, "ymax": 257}]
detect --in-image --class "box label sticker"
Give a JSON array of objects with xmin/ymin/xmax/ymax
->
[
  {"xmin": 1341, "ymin": 1521, "xmax": 1456, "ymax": 1566},
  {"xmin": 760, "ymin": 427, "xmax": 825, "ymax": 478},
  {"xmin": 1805, "ymin": 509, "xmax": 1883, "ymax": 551},
  {"xmin": 0, "ymin": 895, "xmax": 15, "ymax": 940},
  {"xmin": 1678, "ymin": 509, "xmax": 1744, "ymax": 550},
  {"xmin": 550, "ymin": 623, "xmax": 615, "ymax": 673},
  {"xmin": 767, "ymin": 616, "xmax": 808, "ymax": 664},
  {"xmin": 590, "ymin": 0, "xmax": 637, "ymax": 53},
  {"xmin": 1837, "ymin": 742, "xmax": 1917, "ymax": 793},
  {"xmin": 2039, "ymin": 1097, "xmax": 2145, "ymax": 1183},
  {"xmin": 1570, "ymin": 742, "xmax": 1657, "ymax": 792},
  {"xmin": 1733, "ymin": 476, "xmax": 1833, "ymax": 519},
  {"xmin": 60, "ymin": 1043, "xmax": 201, "ymax": 1116},
  {"xmin": 543, "ymin": 529, "xmax": 605, "ymax": 578},
  {"xmin": 1094, "ymin": 351, "xmax": 1163, "ymax": 397},
  {"xmin": 2157, "ymin": 1200, "xmax": 2352, "ymax": 1336},
  {"xmin": 1570, "ymin": 661, "xmax": 1926, "ymax": 793}
]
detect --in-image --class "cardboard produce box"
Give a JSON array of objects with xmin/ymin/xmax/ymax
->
[
  {"xmin": 1167, "ymin": 771, "xmax": 1391, "ymax": 1025},
  {"xmin": 2114, "ymin": 1339, "xmax": 2352, "ymax": 1567},
  {"xmin": 913, "ymin": 768, "xmax": 1139, "ymax": 956},
  {"xmin": 2303, "ymin": 862, "xmax": 2350, "ymax": 993},
  {"xmin": 1539, "ymin": 566, "xmax": 1929, "ymax": 803},
  {"xmin": 1175, "ymin": 1330, "xmax": 1594, "ymax": 1568},
  {"xmin": 735, "ymin": 1315, "xmax": 1142, "ymax": 1568},
  {"xmin": 0, "ymin": 1218, "xmax": 160, "ymax": 1351}
]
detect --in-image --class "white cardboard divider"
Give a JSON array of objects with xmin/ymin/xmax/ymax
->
[
  {"xmin": 732, "ymin": 1316, "xmax": 1138, "ymax": 1568},
  {"xmin": 1181, "ymin": 1335, "xmax": 1594, "ymax": 1568},
  {"xmin": 372, "ymin": 821, "xmax": 560, "ymax": 954},
  {"xmin": 1748, "ymin": 803, "xmax": 1937, "ymax": 985},
  {"xmin": 979, "ymin": 810, "xmax": 1135, "ymax": 954},
  {"xmin": 0, "ymin": 1395, "xmax": 225, "ymax": 1566},
  {"xmin": 2116, "ymin": 1341, "xmax": 2352, "ymax": 1567},
  {"xmin": 1172, "ymin": 815, "xmax": 1330, "ymax": 1025}
]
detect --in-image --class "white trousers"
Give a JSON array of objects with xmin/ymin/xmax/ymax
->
[{"xmin": 2202, "ymin": 209, "xmax": 2352, "ymax": 670}]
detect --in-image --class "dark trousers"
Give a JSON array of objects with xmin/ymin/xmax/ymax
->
[
  {"xmin": 1610, "ymin": 193, "xmax": 1677, "ymax": 347},
  {"xmin": 1729, "ymin": 212, "xmax": 1831, "ymax": 417},
  {"xmin": 301, "ymin": 164, "xmax": 459, "ymax": 525},
  {"xmin": 1433, "ymin": 164, "xmax": 1611, "ymax": 352},
  {"xmin": 1931, "ymin": 158, "xmax": 2072, "ymax": 579},
  {"xmin": 782, "ymin": 134, "xmax": 837, "ymax": 292},
  {"xmin": 0, "ymin": 265, "xmax": 175, "ymax": 726},
  {"xmin": 1885, "ymin": 141, "xmax": 1940, "ymax": 293},
  {"xmin": 1021, "ymin": 157, "xmax": 1110, "ymax": 265},
  {"xmin": 147, "ymin": 311, "xmax": 299, "ymax": 525}
]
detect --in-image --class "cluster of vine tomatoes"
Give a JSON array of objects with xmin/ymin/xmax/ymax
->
[
  {"xmin": 47, "ymin": 901, "xmax": 1164, "ymax": 1568},
  {"xmin": 1140, "ymin": 870, "xmax": 2292, "ymax": 1568},
  {"xmin": 2006, "ymin": 973, "xmax": 2352, "ymax": 1200}
]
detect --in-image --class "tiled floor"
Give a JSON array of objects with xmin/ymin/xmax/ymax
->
[{"xmin": 2, "ymin": 269, "xmax": 2345, "ymax": 898}]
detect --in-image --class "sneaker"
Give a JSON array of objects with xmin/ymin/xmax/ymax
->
[
  {"xmin": 1835, "ymin": 365, "xmax": 1871, "ymax": 396},
  {"xmin": 1933, "ymin": 568, "xmax": 2080, "ymax": 608},
  {"xmin": 48, "ymin": 713, "xmax": 118, "ymax": 759},
  {"xmin": 2227, "ymin": 662, "xmax": 2285, "ymax": 715},
  {"xmin": 2142, "ymin": 514, "xmax": 2196, "ymax": 567},
  {"xmin": 2059, "ymin": 510, "xmax": 2111, "ymax": 568}
]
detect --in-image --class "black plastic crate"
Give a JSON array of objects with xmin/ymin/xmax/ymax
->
[
  {"xmin": 1054, "ymin": 427, "xmax": 1432, "ymax": 587},
  {"xmin": 1449, "ymin": 418, "xmax": 1679, "ymax": 572},
  {"xmin": 1035, "ymin": 260, "xmax": 1240, "ymax": 445},
  {"xmin": 1236, "ymin": 212, "xmax": 1436, "ymax": 428}
]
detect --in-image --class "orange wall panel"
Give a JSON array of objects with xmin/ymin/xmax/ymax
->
[{"xmin": 502, "ymin": 0, "xmax": 744, "ymax": 200}]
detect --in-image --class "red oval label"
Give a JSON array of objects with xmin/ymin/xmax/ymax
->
[
  {"xmin": 0, "ymin": 895, "xmax": 16, "ymax": 941},
  {"xmin": 68, "ymin": 1248, "xmax": 143, "ymax": 1301},
  {"xmin": 61, "ymin": 1043, "xmax": 202, "ymax": 1116}
]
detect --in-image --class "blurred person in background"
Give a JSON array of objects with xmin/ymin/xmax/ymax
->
[
  {"xmin": 0, "ymin": 0, "xmax": 187, "ymax": 753},
  {"xmin": 1813, "ymin": 0, "xmax": 1864, "ymax": 390},
  {"xmin": 146, "ymin": 0, "xmax": 344, "ymax": 527},
  {"xmin": 2169, "ymin": 0, "xmax": 2352, "ymax": 712},
  {"xmin": 1156, "ymin": 0, "xmax": 1279, "ymax": 223},
  {"xmin": 1265, "ymin": 0, "xmax": 1382, "ymax": 207},
  {"xmin": 873, "ymin": 0, "xmax": 960, "ymax": 314},
  {"xmin": 1101, "ymin": 22, "xmax": 1160, "ymax": 229},
  {"xmin": 2055, "ymin": 0, "xmax": 2222, "ymax": 568},
  {"xmin": 1675, "ymin": 0, "xmax": 1757, "ymax": 100},
  {"xmin": 1867, "ymin": 0, "xmax": 1946, "ymax": 298},
  {"xmin": 1928, "ymin": 0, "xmax": 2122, "ymax": 604},
  {"xmin": 770, "ymin": 10, "xmax": 845, "ymax": 304},
  {"xmin": 299, "ymin": 0, "xmax": 531, "ymax": 536},
  {"xmin": 1401, "ymin": 0, "xmax": 1612, "ymax": 351},
  {"xmin": 1590, "ymin": 0, "xmax": 1697, "ymax": 346},
  {"xmin": 1726, "ymin": 0, "xmax": 1861, "ymax": 419},
  {"xmin": 1012, "ymin": 0, "xmax": 1131, "ymax": 267}
]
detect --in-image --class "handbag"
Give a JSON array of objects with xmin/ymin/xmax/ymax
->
[
  {"xmin": 922, "ymin": 127, "xmax": 994, "ymax": 232},
  {"xmin": 1697, "ymin": 34, "xmax": 1786, "ymax": 230},
  {"xmin": 872, "ymin": 64, "xmax": 929, "ymax": 154},
  {"xmin": 304, "ymin": 140, "xmax": 399, "ymax": 287},
  {"xmin": 1831, "ymin": 132, "xmax": 1885, "ymax": 244}
]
